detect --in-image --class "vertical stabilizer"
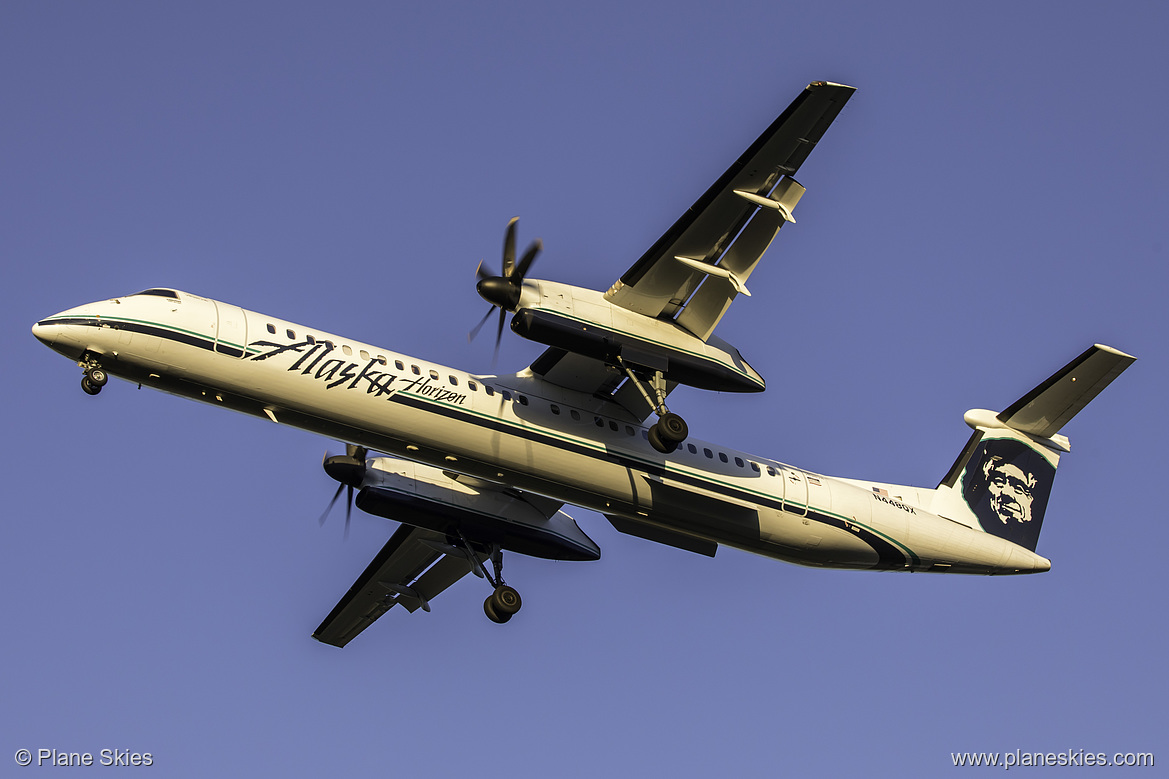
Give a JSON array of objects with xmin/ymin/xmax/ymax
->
[{"xmin": 932, "ymin": 345, "xmax": 1135, "ymax": 552}]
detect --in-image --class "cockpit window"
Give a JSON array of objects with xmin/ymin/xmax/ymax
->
[{"xmin": 132, "ymin": 289, "xmax": 180, "ymax": 299}]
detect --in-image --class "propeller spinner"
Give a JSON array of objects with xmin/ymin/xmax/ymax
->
[
  {"xmin": 469, "ymin": 217, "xmax": 542, "ymax": 363},
  {"xmin": 319, "ymin": 444, "xmax": 368, "ymax": 540}
]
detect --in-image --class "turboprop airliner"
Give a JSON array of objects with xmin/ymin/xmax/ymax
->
[{"xmin": 32, "ymin": 82, "xmax": 1135, "ymax": 647}]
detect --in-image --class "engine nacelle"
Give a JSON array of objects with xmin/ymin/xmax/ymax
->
[
  {"xmin": 354, "ymin": 458, "xmax": 600, "ymax": 562},
  {"xmin": 512, "ymin": 281, "xmax": 764, "ymax": 393}
]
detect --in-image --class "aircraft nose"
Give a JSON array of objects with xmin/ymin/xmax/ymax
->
[{"xmin": 32, "ymin": 319, "xmax": 58, "ymax": 347}]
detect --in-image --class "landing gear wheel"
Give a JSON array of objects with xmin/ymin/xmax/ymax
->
[
  {"xmin": 81, "ymin": 377, "xmax": 101, "ymax": 395},
  {"xmin": 648, "ymin": 424, "xmax": 677, "ymax": 454},
  {"xmin": 85, "ymin": 367, "xmax": 108, "ymax": 387},
  {"xmin": 658, "ymin": 412, "xmax": 688, "ymax": 444},
  {"xmin": 491, "ymin": 585, "xmax": 522, "ymax": 615},
  {"xmin": 484, "ymin": 595, "xmax": 512, "ymax": 624}
]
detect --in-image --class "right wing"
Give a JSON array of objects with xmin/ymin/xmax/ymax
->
[{"xmin": 312, "ymin": 524, "xmax": 487, "ymax": 648}]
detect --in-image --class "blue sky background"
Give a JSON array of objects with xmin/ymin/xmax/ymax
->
[{"xmin": 3, "ymin": 2, "xmax": 1166, "ymax": 775}]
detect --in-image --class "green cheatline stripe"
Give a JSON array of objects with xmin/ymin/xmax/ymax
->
[
  {"xmin": 45, "ymin": 313, "xmax": 259, "ymax": 354},
  {"xmin": 55, "ymin": 313, "xmax": 915, "ymax": 562},
  {"xmin": 398, "ymin": 389, "xmax": 920, "ymax": 564},
  {"xmin": 542, "ymin": 309, "xmax": 757, "ymax": 380}
]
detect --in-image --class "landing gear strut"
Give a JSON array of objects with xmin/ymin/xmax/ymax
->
[
  {"xmin": 476, "ymin": 543, "xmax": 522, "ymax": 624},
  {"xmin": 81, "ymin": 364, "xmax": 108, "ymax": 396},
  {"xmin": 617, "ymin": 358, "xmax": 688, "ymax": 454}
]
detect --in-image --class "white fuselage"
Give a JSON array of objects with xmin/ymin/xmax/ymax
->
[{"xmin": 33, "ymin": 289, "xmax": 1051, "ymax": 576}]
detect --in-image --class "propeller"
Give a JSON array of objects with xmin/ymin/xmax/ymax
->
[
  {"xmin": 319, "ymin": 444, "xmax": 367, "ymax": 540},
  {"xmin": 468, "ymin": 217, "xmax": 542, "ymax": 364}
]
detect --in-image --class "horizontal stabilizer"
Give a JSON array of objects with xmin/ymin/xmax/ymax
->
[
  {"xmin": 997, "ymin": 344, "xmax": 1135, "ymax": 438},
  {"xmin": 932, "ymin": 343, "xmax": 1135, "ymax": 552}
]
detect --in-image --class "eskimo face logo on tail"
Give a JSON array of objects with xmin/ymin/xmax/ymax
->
[{"xmin": 961, "ymin": 438, "xmax": 1055, "ymax": 551}]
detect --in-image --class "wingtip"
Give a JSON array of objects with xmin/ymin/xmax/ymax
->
[
  {"xmin": 1093, "ymin": 343, "xmax": 1137, "ymax": 362},
  {"xmin": 809, "ymin": 81, "xmax": 857, "ymax": 91}
]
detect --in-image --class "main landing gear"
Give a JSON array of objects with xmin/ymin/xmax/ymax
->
[
  {"xmin": 617, "ymin": 358, "xmax": 689, "ymax": 454},
  {"xmin": 80, "ymin": 364, "xmax": 108, "ymax": 396},
  {"xmin": 480, "ymin": 544, "xmax": 522, "ymax": 624}
]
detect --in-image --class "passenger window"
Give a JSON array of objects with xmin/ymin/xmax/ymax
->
[
  {"xmin": 719, "ymin": 452, "xmax": 728, "ymax": 463},
  {"xmin": 307, "ymin": 335, "xmax": 316, "ymax": 344},
  {"xmin": 570, "ymin": 410, "xmax": 580, "ymax": 421},
  {"xmin": 286, "ymin": 329, "xmax": 295, "ymax": 339},
  {"xmin": 395, "ymin": 360, "xmax": 405, "ymax": 371},
  {"xmin": 518, "ymin": 395, "xmax": 528, "ymax": 406},
  {"xmin": 551, "ymin": 404, "xmax": 560, "ymax": 415},
  {"xmin": 377, "ymin": 356, "xmax": 387, "ymax": 365},
  {"xmin": 750, "ymin": 462, "xmax": 760, "ymax": 473},
  {"xmin": 360, "ymin": 350, "xmax": 369, "ymax": 360},
  {"xmin": 608, "ymin": 420, "xmax": 618, "ymax": 432},
  {"xmin": 449, "ymin": 376, "xmax": 458, "ymax": 386},
  {"xmin": 735, "ymin": 457, "xmax": 744, "ymax": 468},
  {"xmin": 266, "ymin": 323, "xmax": 276, "ymax": 334},
  {"xmin": 467, "ymin": 381, "xmax": 478, "ymax": 391},
  {"xmin": 767, "ymin": 466, "xmax": 777, "ymax": 477},
  {"xmin": 429, "ymin": 369, "xmax": 439, "ymax": 380},
  {"xmin": 342, "ymin": 345, "xmax": 353, "ymax": 356},
  {"xmin": 502, "ymin": 390, "xmax": 512, "ymax": 401},
  {"xmin": 687, "ymin": 444, "xmax": 697, "ymax": 454},
  {"xmin": 485, "ymin": 386, "xmax": 495, "ymax": 396},
  {"xmin": 704, "ymin": 448, "xmax": 713, "ymax": 459},
  {"xmin": 625, "ymin": 426, "xmax": 635, "ymax": 436},
  {"xmin": 411, "ymin": 365, "xmax": 421, "ymax": 375},
  {"xmin": 594, "ymin": 417, "xmax": 604, "ymax": 428}
]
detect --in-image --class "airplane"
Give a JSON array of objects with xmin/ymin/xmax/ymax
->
[{"xmin": 32, "ymin": 81, "xmax": 1135, "ymax": 647}]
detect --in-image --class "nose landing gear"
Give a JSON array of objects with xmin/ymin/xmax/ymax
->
[{"xmin": 81, "ymin": 365, "xmax": 108, "ymax": 396}]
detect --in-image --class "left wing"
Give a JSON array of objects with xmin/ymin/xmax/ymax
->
[
  {"xmin": 604, "ymin": 81, "xmax": 855, "ymax": 336},
  {"xmin": 526, "ymin": 82, "xmax": 854, "ymax": 402},
  {"xmin": 312, "ymin": 524, "xmax": 487, "ymax": 648}
]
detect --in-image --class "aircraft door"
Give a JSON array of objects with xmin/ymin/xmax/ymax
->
[
  {"xmin": 779, "ymin": 467, "xmax": 808, "ymax": 517},
  {"xmin": 213, "ymin": 301, "xmax": 248, "ymax": 358}
]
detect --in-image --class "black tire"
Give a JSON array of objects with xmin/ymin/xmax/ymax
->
[
  {"xmin": 648, "ymin": 424, "xmax": 677, "ymax": 454},
  {"xmin": 86, "ymin": 367, "xmax": 108, "ymax": 387},
  {"xmin": 658, "ymin": 412, "xmax": 688, "ymax": 443},
  {"xmin": 484, "ymin": 595, "xmax": 511, "ymax": 624},
  {"xmin": 492, "ymin": 585, "xmax": 522, "ymax": 615},
  {"xmin": 81, "ymin": 377, "xmax": 101, "ymax": 395}
]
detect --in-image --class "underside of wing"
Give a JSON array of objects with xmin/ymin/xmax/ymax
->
[
  {"xmin": 312, "ymin": 456, "xmax": 601, "ymax": 646},
  {"xmin": 605, "ymin": 82, "xmax": 855, "ymax": 337},
  {"xmin": 312, "ymin": 524, "xmax": 486, "ymax": 648}
]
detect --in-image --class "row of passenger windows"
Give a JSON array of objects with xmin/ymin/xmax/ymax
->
[
  {"xmin": 263, "ymin": 322, "xmax": 533, "ymax": 403},
  {"xmin": 264, "ymin": 323, "xmax": 780, "ymax": 475},
  {"xmin": 547, "ymin": 402, "xmax": 778, "ymax": 474}
]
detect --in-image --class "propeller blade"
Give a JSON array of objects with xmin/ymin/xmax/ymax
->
[
  {"xmin": 468, "ymin": 305, "xmax": 496, "ymax": 343},
  {"xmin": 513, "ymin": 239, "xmax": 542, "ymax": 283},
  {"xmin": 344, "ymin": 485, "xmax": 353, "ymax": 541},
  {"xmin": 492, "ymin": 307, "xmax": 505, "ymax": 368},
  {"xmin": 319, "ymin": 482, "xmax": 345, "ymax": 526},
  {"xmin": 502, "ymin": 217, "xmax": 518, "ymax": 278},
  {"xmin": 475, "ymin": 260, "xmax": 494, "ymax": 283}
]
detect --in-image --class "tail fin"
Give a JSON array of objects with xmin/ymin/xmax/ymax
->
[{"xmin": 932, "ymin": 344, "xmax": 1135, "ymax": 551}]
